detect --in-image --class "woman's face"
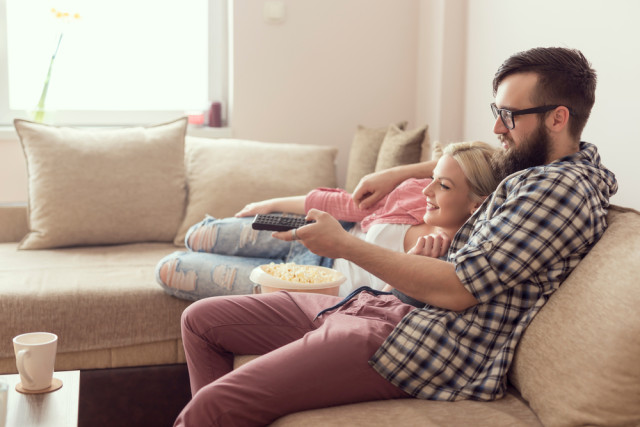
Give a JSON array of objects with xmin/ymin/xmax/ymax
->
[{"xmin": 423, "ymin": 154, "xmax": 479, "ymax": 231}]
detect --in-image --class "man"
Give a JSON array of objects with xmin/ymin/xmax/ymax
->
[{"xmin": 174, "ymin": 47, "xmax": 617, "ymax": 426}]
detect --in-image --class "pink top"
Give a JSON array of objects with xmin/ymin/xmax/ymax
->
[{"xmin": 304, "ymin": 178, "xmax": 430, "ymax": 232}]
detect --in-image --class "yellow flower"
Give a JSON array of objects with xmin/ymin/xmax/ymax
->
[{"xmin": 51, "ymin": 8, "xmax": 81, "ymax": 23}]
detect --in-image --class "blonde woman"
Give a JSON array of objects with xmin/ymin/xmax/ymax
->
[{"xmin": 156, "ymin": 141, "xmax": 501, "ymax": 301}]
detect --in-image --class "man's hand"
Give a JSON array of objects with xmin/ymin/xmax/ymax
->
[
  {"xmin": 272, "ymin": 209, "xmax": 352, "ymax": 259},
  {"xmin": 408, "ymin": 232, "xmax": 451, "ymax": 259}
]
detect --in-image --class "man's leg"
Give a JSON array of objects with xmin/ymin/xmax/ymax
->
[
  {"xmin": 180, "ymin": 291, "xmax": 340, "ymax": 394},
  {"xmin": 176, "ymin": 292, "xmax": 414, "ymax": 426}
]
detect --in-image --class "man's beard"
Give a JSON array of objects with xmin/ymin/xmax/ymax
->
[{"xmin": 491, "ymin": 122, "xmax": 551, "ymax": 179}]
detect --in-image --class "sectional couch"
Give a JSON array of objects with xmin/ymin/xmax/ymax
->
[{"xmin": 1, "ymin": 117, "xmax": 638, "ymax": 426}]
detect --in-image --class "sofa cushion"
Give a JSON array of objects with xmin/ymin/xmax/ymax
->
[
  {"xmin": 14, "ymin": 118, "xmax": 188, "ymax": 249},
  {"xmin": 270, "ymin": 391, "xmax": 540, "ymax": 426},
  {"xmin": 173, "ymin": 137, "xmax": 338, "ymax": 245},
  {"xmin": 344, "ymin": 122, "xmax": 407, "ymax": 192},
  {"xmin": 374, "ymin": 123, "xmax": 429, "ymax": 172},
  {"xmin": 508, "ymin": 206, "xmax": 640, "ymax": 426},
  {"xmin": 0, "ymin": 241, "xmax": 190, "ymax": 363}
]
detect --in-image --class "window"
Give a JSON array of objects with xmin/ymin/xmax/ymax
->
[{"xmin": 0, "ymin": 0, "xmax": 230, "ymax": 126}]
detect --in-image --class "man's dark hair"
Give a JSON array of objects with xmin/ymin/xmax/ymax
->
[{"xmin": 492, "ymin": 47, "xmax": 597, "ymax": 140}]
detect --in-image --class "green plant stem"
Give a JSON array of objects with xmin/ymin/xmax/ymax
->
[{"xmin": 34, "ymin": 33, "xmax": 63, "ymax": 122}]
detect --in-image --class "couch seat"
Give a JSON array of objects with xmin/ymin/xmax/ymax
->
[{"xmin": 0, "ymin": 242, "xmax": 191, "ymax": 373}]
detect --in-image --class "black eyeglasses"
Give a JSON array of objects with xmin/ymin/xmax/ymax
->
[{"xmin": 491, "ymin": 103, "xmax": 562, "ymax": 130}]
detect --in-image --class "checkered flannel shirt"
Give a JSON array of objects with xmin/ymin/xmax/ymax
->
[{"xmin": 369, "ymin": 142, "xmax": 617, "ymax": 401}]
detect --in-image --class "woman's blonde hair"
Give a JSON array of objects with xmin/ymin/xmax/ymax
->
[{"xmin": 442, "ymin": 141, "xmax": 500, "ymax": 203}]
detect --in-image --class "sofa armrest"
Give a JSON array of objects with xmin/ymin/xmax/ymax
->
[{"xmin": 0, "ymin": 203, "xmax": 28, "ymax": 243}]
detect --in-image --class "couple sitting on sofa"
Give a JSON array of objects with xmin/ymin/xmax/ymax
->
[
  {"xmin": 156, "ymin": 140, "xmax": 500, "ymax": 301},
  {"xmin": 166, "ymin": 47, "xmax": 617, "ymax": 426}
]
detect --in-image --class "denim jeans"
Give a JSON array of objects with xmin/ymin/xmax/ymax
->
[{"xmin": 156, "ymin": 215, "xmax": 334, "ymax": 301}]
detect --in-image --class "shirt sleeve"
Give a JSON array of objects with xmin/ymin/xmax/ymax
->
[
  {"xmin": 304, "ymin": 188, "xmax": 382, "ymax": 222},
  {"xmin": 452, "ymin": 168, "xmax": 594, "ymax": 303}
]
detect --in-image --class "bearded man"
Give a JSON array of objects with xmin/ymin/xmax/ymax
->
[{"xmin": 174, "ymin": 47, "xmax": 617, "ymax": 426}]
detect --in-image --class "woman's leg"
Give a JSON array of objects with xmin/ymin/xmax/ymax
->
[
  {"xmin": 176, "ymin": 292, "xmax": 414, "ymax": 427},
  {"xmin": 156, "ymin": 251, "xmax": 276, "ymax": 300},
  {"xmin": 157, "ymin": 215, "xmax": 333, "ymax": 300},
  {"xmin": 185, "ymin": 215, "xmax": 298, "ymax": 257},
  {"xmin": 185, "ymin": 214, "xmax": 336, "ymax": 265}
]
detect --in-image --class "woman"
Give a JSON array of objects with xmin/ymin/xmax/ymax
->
[{"xmin": 156, "ymin": 141, "xmax": 499, "ymax": 300}]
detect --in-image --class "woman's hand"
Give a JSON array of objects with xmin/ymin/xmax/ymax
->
[
  {"xmin": 351, "ymin": 170, "xmax": 400, "ymax": 210},
  {"xmin": 235, "ymin": 200, "xmax": 275, "ymax": 217},
  {"xmin": 235, "ymin": 196, "xmax": 307, "ymax": 217},
  {"xmin": 408, "ymin": 232, "xmax": 451, "ymax": 259},
  {"xmin": 352, "ymin": 160, "xmax": 437, "ymax": 210}
]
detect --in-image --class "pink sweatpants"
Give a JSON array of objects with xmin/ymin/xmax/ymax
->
[{"xmin": 174, "ymin": 290, "xmax": 415, "ymax": 426}]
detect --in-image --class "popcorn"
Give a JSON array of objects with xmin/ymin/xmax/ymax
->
[{"xmin": 262, "ymin": 263, "xmax": 340, "ymax": 284}]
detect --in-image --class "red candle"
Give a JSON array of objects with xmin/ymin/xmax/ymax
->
[{"xmin": 209, "ymin": 102, "xmax": 222, "ymax": 127}]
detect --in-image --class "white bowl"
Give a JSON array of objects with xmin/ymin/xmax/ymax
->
[{"xmin": 250, "ymin": 264, "xmax": 346, "ymax": 296}]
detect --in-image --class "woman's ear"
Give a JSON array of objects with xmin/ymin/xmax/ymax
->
[{"xmin": 470, "ymin": 197, "xmax": 486, "ymax": 214}]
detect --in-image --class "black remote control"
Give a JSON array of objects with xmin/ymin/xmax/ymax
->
[{"xmin": 251, "ymin": 214, "xmax": 313, "ymax": 231}]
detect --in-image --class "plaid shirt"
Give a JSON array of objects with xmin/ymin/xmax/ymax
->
[{"xmin": 369, "ymin": 142, "xmax": 617, "ymax": 401}]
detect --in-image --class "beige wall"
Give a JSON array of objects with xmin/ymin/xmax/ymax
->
[{"xmin": 1, "ymin": 0, "xmax": 637, "ymax": 210}]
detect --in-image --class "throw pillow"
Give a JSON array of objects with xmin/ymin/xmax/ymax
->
[
  {"xmin": 14, "ymin": 117, "xmax": 188, "ymax": 249},
  {"xmin": 173, "ymin": 137, "xmax": 338, "ymax": 245},
  {"xmin": 375, "ymin": 124, "xmax": 430, "ymax": 172},
  {"xmin": 344, "ymin": 122, "xmax": 407, "ymax": 193},
  {"xmin": 508, "ymin": 206, "xmax": 640, "ymax": 426},
  {"xmin": 430, "ymin": 141, "xmax": 445, "ymax": 162}
]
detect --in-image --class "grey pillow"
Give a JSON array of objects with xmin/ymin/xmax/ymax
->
[
  {"xmin": 375, "ymin": 124, "xmax": 429, "ymax": 172},
  {"xmin": 344, "ymin": 122, "xmax": 407, "ymax": 192}
]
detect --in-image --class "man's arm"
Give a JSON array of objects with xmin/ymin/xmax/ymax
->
[
  {"xmin": 274, "ymin": 209, "xmax": 478, "ymax": 311},
  {"xmin": 352, "ymin": 160, "xmax": 437, "ymax": 210}
]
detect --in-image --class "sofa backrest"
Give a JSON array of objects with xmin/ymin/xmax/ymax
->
[
  {"xmin": 508, "ymin": 205, "xmax": 640, "ymax": 426},
  {"xmin": 0, "ymin": 204, "xmax": 28, "ymax": 243}
]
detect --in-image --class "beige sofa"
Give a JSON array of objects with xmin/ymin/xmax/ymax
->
[
  {"xmin": 2, "ymin": 117, "xmax": 638, "ymax": 426},
  {"xmin": 255, "ymin": 204, "xmax": 640, "ymax": 426}
]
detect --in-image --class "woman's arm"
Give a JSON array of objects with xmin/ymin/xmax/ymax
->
[
  {"xmin": 235, "ymin": 196, "xmax": 306, "ymax": 217},
  {"xmin": 352, "ymin": 160, "xmax": 437, "ymax": 210}
]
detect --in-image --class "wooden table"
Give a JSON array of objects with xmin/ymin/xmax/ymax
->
[{"xmin": 0, "ymin": 370, "xmax": 79, "ymax": 427}]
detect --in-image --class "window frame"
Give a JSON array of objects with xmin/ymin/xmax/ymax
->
[{"xmin": 0, "ymin": 0, "xmax": 231, "ymax": 128}]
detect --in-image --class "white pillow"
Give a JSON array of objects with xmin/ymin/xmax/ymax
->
[{"xmin": 15, "ymin": 118, "xmax": 188, "ymax": 249}]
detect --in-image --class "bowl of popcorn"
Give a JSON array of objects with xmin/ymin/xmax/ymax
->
[{"xmin": 250, "ymin": 262, "xmax": 346, "ymax": 296}]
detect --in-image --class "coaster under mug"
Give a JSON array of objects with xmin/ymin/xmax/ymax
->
[{"xmin": 15, "ymin": 377, "xmax": 63, "ymax": 395}]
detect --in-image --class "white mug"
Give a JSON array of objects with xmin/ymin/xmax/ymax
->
[
  {"xmin": 0, "ymin": 380, "xmax": 7, "ymax": 427},
  {"xmin": 12, "ymin": 332, "xmax": 58, "ymax": 391}
]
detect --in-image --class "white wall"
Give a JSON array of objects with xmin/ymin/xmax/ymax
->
[
  {"xmin": 230, "ymin": 0, "xmax": 420, "ymax": 188},
  {"xmin": 1, "ymin": 0, "xmax": 637, "ymax": 211},
  {"xmin": 461, "ymin": 0, "xmax": 639, "ymax": 209}
]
